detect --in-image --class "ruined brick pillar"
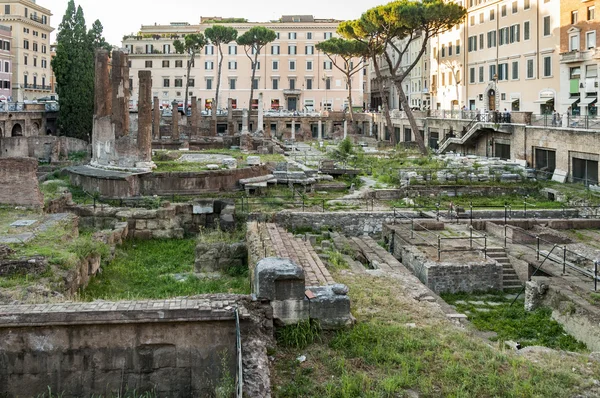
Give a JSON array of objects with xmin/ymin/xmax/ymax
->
[
  {"xmin": 137, "ymin": 71, "xmax": 152, "ymax": 162},
  {"xmin": 171, "ymin": 99, "xmax": 180, "ymax": 141},
  {"xmin": 94, "ymin": 49, "xmax": 112, "ymax": 118},
  {"xmin": 256, "ymin": 92, "xmax": 264, "ymax": 133},
  {"xmin": 318, "ymin": 119, "xmax": 323, "ymax": 141},
  {"xmin": 153, "ymin": 96, "xmax": 160, "ymax": 140},
  {"xmin": 190, "ymin": 96, "xmax": 198, "ymax": 138},
  {"xmin": 111, "ymin": 50, "xmax": 130, "ymax": 138},
  {"xmin": 227, "ymin": 98, "xmax": 234, "ymax": 135}
]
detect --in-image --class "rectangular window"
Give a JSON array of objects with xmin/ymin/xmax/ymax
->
[
  {"xmin": 524, "ymin": 21, "xmax": 530, "ymax": 40},
  {"xmin": 145, "ymin": 60, "xmax": 152, "ymax": 68},
  {"xmin": 289, "ymin": 60, "xmax": 296, "ymax": 70},
  {"xmin": 470, "ymin": 15, "xmax": 475, "ymax": 26},
  {"xmin": 4, "ymin": 5, "xmax": 9, "ymax": 14},
  {"xmin": 205, "ymin": 61, "xmax": 213, "ymax": 70},
  {"xmin": 289, "ymin": 78, "xmax": 296, "ymax": 90},
  {"xmin": 509, "ymin": 24, "xmax": 521, "ymax": 43},
  {"xmin": 24, "ymin": 55, "xmax": 27, "ymax": 65},
  {"xmin": 205, "ymin": 46, "xmax": 214, "ymax": 55},
  {"xmin": 206, "ymin": 78, "xmax": 212, "ymax": 90},
  {"xmin": 448, "ymin": 43, "xmax": 453, "ymax": 56},
  {"xmin": 570, "ymin": 34, "xmax": 580, "ymax": 51},
  {"xmin": 572, "ymin": 11, "xmax": 578, "ymax": 25},
  {"xmin": 498, "ymin": 63, "xmax": 508, "ymax": 80},
  {"xmin": 489, "ymin": 64, "xmax": 497, "ymax": 81},
  {"xmin": 42, "ymin": 45, "xmax": 46, "ymax": 53},
  {"xmin": 479, "ymin": 33, "xmax": 484, "ymax": 49},
  {"xmin": 479, "ymin": 13, "xmax": 484, "ymax": 23},
  {"xmin": 288, "ymin": 32, "xmax": 297, "ymax": 40},
  {"xmin": 288, "ymin": 45, "xmax": 297, "ymax": 55},
  {"xmin": 456, "ymin": 40, "xmax": 461, "ymax": 54},
  {"xmin": 543, "ymin": 56, "xmax": 551, "ymax": 77},
  {"xmin": 441, "ymin": 44, "xmax": 445, "ymax": 57},
  {"xmin": 306, "ymin": 32, "xmax": 312, "ymax": 39},
  {"xmin": 305, "ymin": 45, "xmax": 314, "ymax": 55},
  {"xmin": 174, "ymin": 78, "xmax": 183, "ymax": 87},
  {"xmin": 271, "ymin": 45, "xmax": 280, "ymax": 55},
  {"xmin": 501, "ymin": 4, "xmax": 507, "ymax": 17},
  {"xmin": 272, "ymin": 78, "xmax": 279, "ymax": 90},
  {"xmin": 324, "ymin": 61, "xmax": 332, "ymax": 70},
  {"xmin": 272, "ymin": 60, "xmax": 279, "ymax": 70},
  {"xmin": 33, "ymin": 58, "xmax": 37, "ymax": 67},
  {"xmin": 228, "ymin": 61, "xmax": 237, "ymax": 70},
  {"xmin": 162, "ymin": 60, "xmax": 169, "ymax": 68},
  {"xmin": 228, "ymin": 45, "xmax": 237, "ymax": 55},
  {"xmin": 588, "ymin": 6, "xmax": 595, "ymax": 20},
  {"xmin": 527, "ymin": 59, "xmax": 534, "ymax": 78},
  {"xmin": 512, "ymin": 1, "xmax": 517, "ymax": 14},
  {"xmin": 524, "ymin": 0, "xmax": 530, "ymax": 10},
  {"xmin": 490, "ymin": 9, "xmax": 495, "ymax": 20},
  {"xmin": 188, "ymin": 79, "xmax": 195, "ymax": 87},
  {"xmin": 487, "ymin": 30, "xmax": 497, "ymax": 47},
  {"xmin": 512, "ymin": 61, "xmax": 519, "ymax": 80},
  {"xmin": 23, "ymin": 40, "xmax": 29, "ymax": 49},
  {"xmin": 586, "ymin": 64, "xmax": 598, "ymax": 78},
  {"xmin": 570, "ymin": 66, "xmax": 581, "ymax": 79},
  {"xmin": 306, "ymin": 78, "xmax": 313, "ymax": 90},
  {"xmin": 163, "ymin": 78, "xmax": 170, "ymax": 88},
  {"xmin": 479, "ymin": 66, "xmax": 485, "ymax": 82},
  {"xmin": 587, "ymin": 31, "xmax": 596, "ymax": 49},
  {"xmin": 324, "ymin": 32, "xmax": 332, "ymax": 39},
  {"xmin": 252, "ymin": 79, "xmax": 259, "ymax": 90},
  {"xmin": 543, "ymin": 16, "xmax": 551, "ymax": 36},
  {"xmin": 325, "ymin": 78, "xmax": 331, "ymax": 90},
  {"xmin": 306, "ymin": 61, "xmax": 313, "ymax": 70},
  {"xmin": 229, "ymin": 78, "xmax": 236, "ymax": 90},
  {"xmin": 33, "ymin": 43, "xmax": 38, "ymax": 52},
  {"xmin": 175, "ymin": 60, "xmax": 183, "ymax": 67}
]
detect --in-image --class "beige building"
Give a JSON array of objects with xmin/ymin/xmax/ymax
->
[
  {"xmin": 122, "ymin": 15, "xmax": 364, "ymax": 112},
  {"xmin": 431, "ymin": 0, "xmax": 561, "ymax": 115},
  {"xmin": 0, "ymin": 0, "xmax": 53, "ymax": 101}
]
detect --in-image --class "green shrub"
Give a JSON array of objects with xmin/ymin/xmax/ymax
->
[{"xmin": 276, "ymin": 319, "xmax": 322, "ymax": 349}]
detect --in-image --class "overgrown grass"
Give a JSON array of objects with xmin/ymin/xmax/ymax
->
[
  {"xmin": 271, "ymin": 273, "xmax": 599, "ymax": 397},
  {"xmin": 442, "ymin": 291, "xmax": 587, "ymax": 352},
  {"xmin": 276, "ymin": 320, "xmax": 322, "ymax": 349},
  {"xmin": 392, "ymin": 193, "xmax": 564, "ymax": 210},
  {"xmin": 325, "ymin": 250, "xmax": 349, "ymax": 271},
  {"xmin": 79, "ymin": 239, "xmax": 250, "ymax": 301},
  {"xmin": 37, "ymin": 387, "xmax": 158, "ymax": 398}
]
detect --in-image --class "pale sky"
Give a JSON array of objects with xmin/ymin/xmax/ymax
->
[{"xmin": 39, "ymin": 0, "xmax": 386, "ymax": 45}]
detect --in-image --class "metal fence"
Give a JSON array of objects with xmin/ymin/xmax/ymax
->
[{"xmin": 531, "ymin": 113, "xmax": 600, "ymax": 130}]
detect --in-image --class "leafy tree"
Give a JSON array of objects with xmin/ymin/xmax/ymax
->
[
  {"xmin": 340, "ymin": 0, "xmax": 466, "ymax": 153},
  {"xmin": 316, "ymin": 38, "xmax": 369, "ymax": 121},
  {"xmin": 174, "ymin": 33, "xmax": 208, "ymax": 114},
  {"xmin": 52, "ymin": 1, "xmax": 107, "ymax": 142},
  {"xmin": 237, "ymin": 26, "xmax": 277, "ymax": 128},
  {"xmin": 205, "ymin": 25, "xmax": 238, "ymax": 133}
]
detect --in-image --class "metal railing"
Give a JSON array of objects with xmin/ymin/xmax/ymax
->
[
  {"xmin": 531, "ymin": 113, "xmax": 600, "ymax": 130},
  {"xmin": 0, "ymin": 101, "xmax": 59, "ymax": 112}
]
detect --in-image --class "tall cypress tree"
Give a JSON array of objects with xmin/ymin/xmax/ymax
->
[{"xmin": 52, "ymin": 1, "xmax": 109, "ymax": 142}]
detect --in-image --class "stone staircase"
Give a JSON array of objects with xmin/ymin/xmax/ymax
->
[
  {"xmin": 486, "ymin": 247, "xmax": 522, "ymax": 290},
  {"xmin": 266, "ymin": 224, "xmax": 335, "ymax": 287}
]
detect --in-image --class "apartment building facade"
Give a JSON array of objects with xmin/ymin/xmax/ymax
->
[
  {"xmin": 122, "ymin": 15, "xmax": 364, "ymax": 112},
  {"xmin": 559, "ymin": 0, "xmax": 600, "ymax": 116},
  {"xmin": 0, "ymin": 0, "xmax": 53, "ymax": 102},
  {"xmin": 430, "ymin": 0, "xmax": 561, "ymax": 114},
  {"xmin": 0, "ymin": 24, "xmax": 12, "ymax": 99}
]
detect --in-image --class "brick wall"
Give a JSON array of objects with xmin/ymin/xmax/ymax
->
[{"xmin": 0, "ymin": 157, "xmax": 43, "ymax": 207}]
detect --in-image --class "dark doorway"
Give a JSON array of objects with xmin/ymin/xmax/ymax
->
[
  {"xmin": 403, "ymin": 127, "xmax": 411, "ymax": 142},
  {"xmin": 217, "ymin": 123, "xmax": 227, "ymax": 134},
  {"xmin": 287, "ymin": 97, "xmax": 297, "ymax": 111},
  {"xmin": 429, "ymin": 131, "xmax": 439, "ymax": 149},
  {"xmin": 572, "ymin": 157, "xmax": 599, "ymax": 185},
  {"xmin": 494, "ymin": 142, "xmax": 510, "ymax": 160},
  {"xmin": 11, "ymin": 123, "xmax": 22, "ymax": 136},
  {"xmin": 488, "ymin": 89, "xmax": 496, "ymax": 111},
  {"xmin": 534, "ymin": 148, "xmax": 556, "ymax": 176}
]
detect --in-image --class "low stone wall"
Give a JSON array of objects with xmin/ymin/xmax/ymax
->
[
  {"xmin": 0, "ymin": 157, "xmax": 43, "ymax": 207},
  {"xmin": 140, "ymin": 165, "xmax": 269, "ymax": 195},
  {"xmin": 0, "ymin": 296, "xmax": 273, "ymax": 397},
  {"xmin": 526, "ymin": 277, "xmax": 600, "ymax": 352},
  {"xmin": 369, "ymin": 185, "xmax": 538, "ymax": 200},
  {"xmin": 273, "ymin": 211, "xmax": 408, "ymax": 236},
  {"xmin": 195, "ymin": 241, "xmax": 247, "ymax": 273},
  {"xmin": 0, "ymin": 136, "xmax": 89, "ymax": 162},
  {"xmin": 384, "ymin": 224, "xmax": 503, "ymax": 294}
]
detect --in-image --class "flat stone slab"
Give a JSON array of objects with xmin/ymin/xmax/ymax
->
[
  {"xmin": 0, "ymin": 233, "xmax": 35, "ymax": 244},
  {"xmin": 179, "ymin": 153, "xmax": 235, "ymax": 163},
  {"xmin": 67, "ymin": 165, "xmax": 139, "ymax": 179},
  {"xmin": 10, "ymin": 220, "xmax": 37, "ymax": 228}
]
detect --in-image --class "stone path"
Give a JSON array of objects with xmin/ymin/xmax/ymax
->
[{"xmin": 265, "ymin": 223, "xmax": 335, "ymax": 287}]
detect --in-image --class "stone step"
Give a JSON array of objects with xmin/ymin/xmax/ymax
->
[{"xmin": 504, "ymin": 284, "xmax": 523, "ymax": 290}]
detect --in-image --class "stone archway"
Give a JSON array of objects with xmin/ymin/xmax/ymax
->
[{"xmin": 11, "ymin": 123, "xmax": 22, "ymax": 137}]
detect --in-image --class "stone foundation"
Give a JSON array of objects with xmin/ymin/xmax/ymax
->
[{"xmin": 0, "ymin": 157, "xmax": 43, "ymax": 207}]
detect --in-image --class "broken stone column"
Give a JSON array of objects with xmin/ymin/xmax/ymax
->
[
  {"xmin": 91, "ymin": 49, "xmax": 113, "ymax": 167},
  {"xmin": 241, "ymin": 109, "xmax": 249, "ymax": 134},
  {"xmin": 291, "ymin": 119, "xmax": 295, "ymax": 141},
  {"xmin": 137, "ymin": 70, "xmax": 152, "ymax": 162},
  {"xmin": 171, "ymin": 99, "xmax": 180, "ymax": 141},
  {"xmin": 343, "ymin": 119, "xmax": 348, "ymax": 139},
  {"xmin": 227, "ymin": 98, "xmax": 234, "ymax": 135},
  {"xmin": 369, "ymin": 119, "xmax": 373, "ymax": 136},
  {"xmin": 190, "ymin": 96, "xmax": 198, "ymax": 138},
  {"xmin": 256, "ymin": 93, "xmax": 264, "ymax": 133},
  {"xmin": 318, "ymin": 119, "xmax": 323, "ymax": 141},
  {"xmin": 111, "ymin": 50, "xmax": 130, "ymax": 138},
  {"xmin": 254, "ymin": 257, "xmax": 308, "ymax": 325},
  {"xmin": 153, "ymin": 96, "xmax": 160, "ymax": 140}
]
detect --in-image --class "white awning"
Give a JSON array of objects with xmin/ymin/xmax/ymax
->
[
  {"xmin": 580, "ymin": 96, "xmax": 598, "ymax": 105},
  {"xmin": 533, "ymin": 98, "xmax": 554, "ymax": 103},
  {"xmin": 561, "ymin": 97, "xmax": 580, "ymax": 106}
]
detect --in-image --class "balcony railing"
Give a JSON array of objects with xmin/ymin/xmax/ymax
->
[
  {"xmin": 0, "ymin": 102, "xmax": 59, "ymax": 112},
  {"xmin": 283, "ymin": 88, "xmax": 302, "ymax": 96},
  {"xmin": 560, "ymin": 50, "xmax": 582, "ymax": 63},
  {"xmin": 23, "ymin": 84, "xmax": 52, "ymax": 91}
]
